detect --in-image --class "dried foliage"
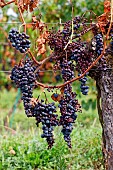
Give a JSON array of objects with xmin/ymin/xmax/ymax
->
[
  {"xmin": 32, "ymin": 16, "xmax": 45, "ymax": 31},
  {"xmin": 17, "ymin": 0, "xmax": 39, "ymax": 12},
  {"xmin": 0, "ymin": 0, "xmax": 6, "ymax": 7},
  {"xmin": 36, "ymin": 31, "xmax": 50, "ymax": 56},
  {"xmin": 104, "ymin": 0, "xmax": 111, "ymax": 13},
  {"xmin": 97, "ymin": 0, "xmax": 110, "ymax": 34}
]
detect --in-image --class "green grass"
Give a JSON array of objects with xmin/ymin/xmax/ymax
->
[{"xmin": 0, "ymin": 89, "xmax": 104, "ymax": 170}]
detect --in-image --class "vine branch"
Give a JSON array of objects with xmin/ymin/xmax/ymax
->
[
  {"xmin": 1, "ymin": 0, "xmax": 15, "ymax": 7},
  {"xmin": 17, "ymin": 2, "xmax": 26, "ymax": 33}
]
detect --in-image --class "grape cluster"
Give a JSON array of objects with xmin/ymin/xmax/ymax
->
[
  {"xmin": 94, "ymin": 33, "xmax": 107, "ymax": 70},
  {"xmin": 33, "ymin": 101, "xmax": 58, "ymax": 148},
  {"xmin": 62, "ymin": 16, "xmax": 81, "ymax": 39},
  {"xmin": 79, "ymin": 75, "xmax": 89, "ymax": 95},
  {"xmin": 8, "ymin": 28, "xmax": 31, "ymax": 53},
  {"xmin": 69, "ymin": 42, "xmax": 93, "ymax": 73},
  {"xmin": 60, "ymin": 60, "xmax": 75, "ymax": 81},
  {"xmin": 70, "ymin": 47, "xmax": 81, "ymax": 62},
  {"xmin": 95, "ymin": 33, "xmax": 103, "ymax": 56},
  {"xmin": 48, "ymin": 16, "xmax": 82, "ymax": 53},
  {"xmin": 59, "ymin": 59, "xmax": 80, "ymax": 147},
  {"xmin": 10, "ymin": 58, "xmax": 36, "ymax": 117},
  {"xmin": 59, "ymin": 84, "xmax": 78, "ymax": 148}
]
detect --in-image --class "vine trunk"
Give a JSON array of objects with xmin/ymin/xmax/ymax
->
[{"xmin": 96, "ymin": 69, "xmax": 113, "ymax": 170}]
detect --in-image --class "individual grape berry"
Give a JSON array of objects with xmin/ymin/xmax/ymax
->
[
  {"xmin": 8, "ymin": 28, "xmax": 31, "ymax": 53},
  {"xmin": 55, "ymin": 74, "xmax": 62, "ymax": 82}
]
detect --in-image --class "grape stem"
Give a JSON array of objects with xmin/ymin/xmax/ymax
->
[
  {"xmin": 35, "ymin": 41, "xmax": 106, "ymax": 89},
  {"xmin": 82, "ymin": 10, "xmax": 97, "ymax": 18},
  {"xmin": 1, "ymin": 0, "xmax": 15, "ymax": 7},
  {"xmin": 17, "ymin": 2, "xmax": 26, "ymax": 33},
  {"xmin": 28, "ymin": 50, "xmax": 40, "ymax": 65},
  {"xmin": 28, "ymin": 50, "xmax": 51, "ymax": 67}
]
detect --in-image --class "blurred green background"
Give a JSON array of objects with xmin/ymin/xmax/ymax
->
[{"xmin": 0, "ymin": 0, "xmax": 105, "ymax": 169}]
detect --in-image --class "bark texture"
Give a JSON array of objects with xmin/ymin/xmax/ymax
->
[{"xmin": 96, "ymin": 70, "xmax": 113, "ymax": 170}]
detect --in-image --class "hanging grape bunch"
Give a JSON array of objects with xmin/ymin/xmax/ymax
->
[
  {"xmin": 8, "ymin": 28, "xmax": 31, "ymax": 53},
  {"xmin": 34, "ymin": 101, "xmax": 58, "ymax": 148},
  {"xmin": 10, "ymin": 58, "xmax": 37, "ymax": 117}
]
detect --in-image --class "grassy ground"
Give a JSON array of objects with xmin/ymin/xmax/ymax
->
[{"xmin": 0, "ymin": 89, "xmax": 104, "ymax": 170}]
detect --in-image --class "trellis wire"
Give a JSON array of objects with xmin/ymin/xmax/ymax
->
[
  {"xmin": 0, "ymin": 22, "xmax": 97, "ymax": 25},
  {"xmin": 0, "ymin": 68, "xmax": 113, "ymax": 74}
]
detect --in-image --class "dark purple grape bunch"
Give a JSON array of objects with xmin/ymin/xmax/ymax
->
[
  {"xmin": 8, "ymin": 28, "xmax": 31, "ymax": 53},
  {"xmin": 10, "ymin": 58, "xmax": 37, "ymax": 117},
  {"xmin": 33, "ymin": 101, "xmax": 58, "ymax": 148},
  {"xmin": 60, "ymin": 59, "xmax": 75, "ymax": 81},
  {"xmin": 95, "ymin": 33, "xmax": 107, "ymax": 70},
  {"xmin": 70, "ymin": 46, "xmax": 82, "ymax": 62},
  {"xmin": 59, "ymin": 84, "xmax": 78, "ymax": 148},
  {"xmin": 70, "ymin": 42, "xmax": 92, "ymax": 73},
  {"xmin": 95, "ymin": 33, "xmax": 103, "ymax": 56},
  {"xmin": 62, "ymin": 16, "xmax": 81, "ymax": 39},
  {"xmin": 59, "ymin": 59, "xmax": 79, "ymax": 147},
  {"xmin": 79, "ymin": 74, "xmax": 89, "ymax": 95}
]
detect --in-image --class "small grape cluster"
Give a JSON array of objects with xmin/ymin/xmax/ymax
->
[
  {"xmin": 60, "ymin": 60, "xmax": 75, "ymax": 81},
  {"xmin": 70, "ymin": 47, "xmax": 81, "ymax": 62},
  {"xmin": 95, "ymin": 33, "xmax": 103, "ymax": 56},
  {"xmin": 8, "ymin": 28, "xmax": 31, "ymax": 53},
  {"xmin": 79, "ymin": 75, "xmax": 89, "ymax": 95},
  {"xmin": 59, "ymin": 59, "xmax": 80, "ymax": 147},
  {"xmin": 10, "ymin": 58, "xmax": 36, "ymax": 117},
  {"xmin": 59, "ymin": 84, "xmax": 78, "ymax": 148},
  {"xmin": 48, "ymin": 16, "xmax": 82, "ymax": 53},
  {"xmin": 69, "ymin": 42, "xmax": 93, "ymax": 73},
  {"xmin": 33, "ymin": 101, "xmax": 58, "ymax": 148},
  {"xmin": 95, "ymin": 33, "xmax": 107, "ymax": 70},
  {"xmin": 62, "ymin": 16, "xmax": 81, "ymax": 39}
]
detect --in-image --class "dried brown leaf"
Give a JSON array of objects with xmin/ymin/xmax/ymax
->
[
  {"xmin": 104, "ymin": 0, "xmax": 110, "ymax": 13},
  {"xmin": 0, "ymin": 0, "xmax": 6, "ymax": 7},
  {"xmin": 18, "ymin": 0, "xmax": 39, "ymax": 13},
  {"xmin": 36, "ymin": 31, "xmax": 50, "ymax": 56}
]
